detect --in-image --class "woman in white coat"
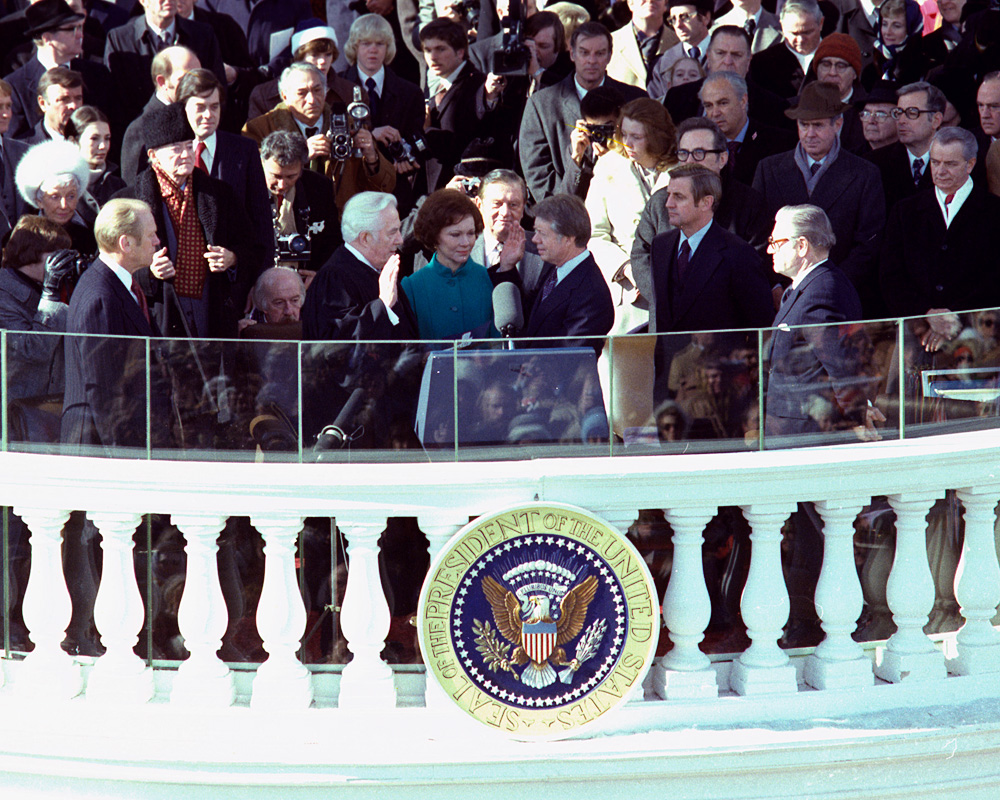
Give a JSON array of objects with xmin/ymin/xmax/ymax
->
[
  {"xmin": 585, "ymin": 98, "xmax": 678, "ymax": 435},
  {"xmin": 586, "ymin": 98, "xmax": 677, "ymax": 336}
]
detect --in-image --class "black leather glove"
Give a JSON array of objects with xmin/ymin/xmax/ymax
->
[{"xmin": 41, "ymin": 249, "xmax": 83, "ymax": 302}]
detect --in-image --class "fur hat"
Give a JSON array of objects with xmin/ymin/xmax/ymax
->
[
  {"xmin": 15, "ymin": 139, "xmax": 90, "ymax": 208},
  {"xmin": 144, "ymin": 103, "xmax": 195, "ymax": 151}
]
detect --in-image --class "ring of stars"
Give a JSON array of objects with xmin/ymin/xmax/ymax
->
[{"xmin": 452, "ymin": 534, "xmax": 627, "ymax": 709}]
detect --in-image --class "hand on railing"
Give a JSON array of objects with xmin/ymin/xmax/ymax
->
[
  {"xmin": 921, "ymin": 309, "xmax": 962, "ymax": 352},
  {"xmin": 854, "ymin": 404, "xmax": 886, "ymax": 442}
]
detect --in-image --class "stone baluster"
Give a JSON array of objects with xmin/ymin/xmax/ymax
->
[
  {"xmin": 170, "ymin": 514, "xmax": 234, "ymax": 706},
  {"xmin": 338, "ymin": 517, "xmax": 395, "ymax": 709},
  {"xmin": 420, "ymin": 517, "xmax": 466, "ymax": 709},
  {"xmin": 875, "ymin": 493, "xmax": 947, "ymax": 683},
  {"xmin": 804, "ymin": 501, "xmax": 873, "ymax": 690},
  {"xmin": 12, "ymin": 507, "xmax": 82, "ymax": 699},
  {"xmin": 949, "ymin": 487, "xmax": 1000, "ymax": 675},
  {"xmin": 249, "ymin": 514, "xmax": 312, "ymax": 709},
  {"xmin": 729, "ymin": 503, "xmax": 797, "ymax": 695},
  {"xmin": 86, "ymin": 512, "xmax": 154, "ymax": 703},
  {"xmin": 654, "ymin": 505, "xmax": 719, "ymax": 700}
]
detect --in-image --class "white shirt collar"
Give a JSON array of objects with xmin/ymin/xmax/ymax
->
[
  {"xmin": 36, "ymin": 50, "xmax": 66, "ymax": 71},
  {"xmin": 905, "ymin": 145, "xmax": 929, "ymax": 168},
  {"xmin": 358, "ymin": 65, "xmax": 385, "ymax": 96},
  {"xmin": 438, "ymin": 61, "xmax": 466, "ymax": 92},
  {"xmin": 555, "ymin": 249, "xmax": 590, "ymax": 283},
  {"xmin": 103, "ymin": 259, "xmax": 135, "ymax": 293},
  {"xmin": 859, "ymin": 0, "xmax": 879, "ymax": 27},
  {"xmin": 345, "ymin": 242, "xmax": 379, "ymax": 273},
  {"xmin": 574, "ymin": 75, "xmax": 605, "ymax": 100},
  {"xmin": 790, "ymin": 257, "xmax": 827, "ymax": 290},
  {"xmin": 293, "ymin": 115, "xmax": 323, "ymax": 138},
  {"xmin": 786, "ymin": 42, "xmax": 814, "ymax": 73},
  {"xmin": 935, "ymin": 177, "xmax": 974, "ymax": 227},
  {"xmin": 147, "ymin": 19, "xmax": 177, "ymax": 40},
  {"xmin": 43, "ymin": 120, "xmax": 65, "ymax": 141}
]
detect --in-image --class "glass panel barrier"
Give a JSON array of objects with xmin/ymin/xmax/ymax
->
[
  {"xmin": 7, "ymin": 310, "xmax": 1000, "ymax": 462},
  {"xmin": 900, "ymin": 308, "xmax": 1000, "ymax": 439},
  {"xmin": 760, "ymin": 318, "xmax": 899, "ymax": 449}
]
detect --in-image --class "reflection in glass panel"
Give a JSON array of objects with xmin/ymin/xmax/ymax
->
[
  {"xmin": 901, "ymin": 309, "xmax": 1000, "ymax": 438},
  {"xmin": 446, "ymin": 341, "xmax": 611, "ymax": 457},
  {"xmin": 5, "ymin": 329, "xmax": 68, "ymax": 454},
  {"xmin": 301, "ymin": 340, "xmax": 434, "ymax": 463},
  {"xmin": 762, "ymin": 320, "xmax": 895, "ymax": 449}
]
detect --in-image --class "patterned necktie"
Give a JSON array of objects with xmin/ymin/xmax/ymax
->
[
  {"xmin": 131, "ymin": 274, "xmax": 151, "ymax": 325},
  {"xmin": 365, "ymin": 77, "xmax": 380, "ymax": 120},
  {"xmin": 744, "ymin": 18, "xmax": 757, "ymax": 40},
  {"xmin": 540, "ymin": 269, "xmax": 558, "ymax": 303},
  {"xmin": 194, "ymin": 140, "xmax": 208, "ymax": 174},
  {"xmin": 810, "ymin": 161, "xmax": 821, "ymax": 176},
  {"xmin": 676, "ymin": 240, "xmax": 691, "ymax": 281},
  {"xmin": 726, "ymin": 140, "xmax": 739, "ymax": 170},
  {"xmin": 912, "ymin": 157, "xmax": 924, "ymax": 185}
]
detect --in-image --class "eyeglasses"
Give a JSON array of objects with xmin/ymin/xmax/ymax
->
[
  {"xmin": 677, "ymin": 148, "xmax": 725, "ymax": 162},
  {"xmin": 817, "ymin": 59, "xmax": 854, "ymax": 73},
  {"xmin": 56, "ymin": 23, "xmax": 84, "ymax": 33},
  {"xmin": 767, "ymin": 236, "xmax": 793, "ymax": 252},
  {"xmin": 859, "ymin": 109, "xmax": 893, "ymax": 121},
  {"xmin": 669, "ymin": 12, "xmax": 699, "ymax": 25},
  {"xmin": 891, "ymin": 107, "xmax": 935, "ymax": 120}
]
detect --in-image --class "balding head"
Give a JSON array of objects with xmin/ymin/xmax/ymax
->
[
  {"xmin": 254, "ymin": 267, "xmax": 305, "ymax": 324},
  {"xmin": 152, "ymin": 46, "xmax": 201, "ymax": 103}
]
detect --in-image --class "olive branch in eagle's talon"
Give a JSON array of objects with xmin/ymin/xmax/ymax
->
[
  {"xmin": 559, "ymin": 618, "xmax": 607, "ymax": 684},
  {"xmin": 473, "ymin": 618, "xmax": 517, "ymax": 674}
]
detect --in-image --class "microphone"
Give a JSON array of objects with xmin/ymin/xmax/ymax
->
[
  {"xmin": 493, "ymin": 282, "xmax": 523, "ymax": 338},
  {"xmin": 314, "ymin": 387, "xmax": 365, "ymax": 452}
]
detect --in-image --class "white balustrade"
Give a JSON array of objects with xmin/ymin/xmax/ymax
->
[
  {"xmin": 249, "ymin": 513, "xmax": 312, "ymax": 710},
  {"xmin": 875, "ymin": 493, "xmax": 947, "ymax": 683},
  {"xmin": 337, "ymin": 518, "xmax": 396, "ymax": 709},
  {"xmin": 420, "ymin": 517, "xmax": 466, "ymax": 709},
  {"xmin": 804, "ymin": 500, "xmax": 873, "ymax": 690},
  {"xmin": 12, "ymin": 507, "xmax": 82, "ymax": 699},
  {"xmin": 654, "ymin": 505, "xmax": 719, "ymax": 700},
  {"xmin": 949, "ymin": 487, "xmax": 1000, "ymax": 675},
  {"xmin": 729, "ymin": 503, "xmax": 798, "ymax": 695},
  {"xmin": 170, "ymin": 514, "xmax": 235, "ymax": 706},
  {"xmin": 86, "ymin": 511, "xmax": 153, "ymax": 704}
]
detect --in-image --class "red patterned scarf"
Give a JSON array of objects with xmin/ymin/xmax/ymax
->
[{"xmin": 151, "ymin": 160, "xmax": 208, "ymax": 299}]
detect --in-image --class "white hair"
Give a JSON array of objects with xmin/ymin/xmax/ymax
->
[
  {"xmin": 15, "ymin": 139, "xmax": 90, "ymax": 208},
  {"xmin": 341, "ymin": 191, "xmax": 397, "ymax": 243},
  {"xmin": 278, "ymin": 62, "xmax": 326, "ymax": 100},
  {"xmin": 253, "ymin": 266, "xmax": 305, "ymax": 311}
]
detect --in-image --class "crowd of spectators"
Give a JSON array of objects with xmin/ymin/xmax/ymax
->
[{"xmin": 1, "ymin": 0, "xmax": 1000, "ymax": 455}]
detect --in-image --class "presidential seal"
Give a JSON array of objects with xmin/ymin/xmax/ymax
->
[{"xmin": 418, "ymin": 504, "xmax": 659, "ymax": 740}]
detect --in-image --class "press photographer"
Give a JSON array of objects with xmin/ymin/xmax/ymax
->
[
  {"xmin": 568, "ymin": 85, "xmax": 625, "ymax": 199},
  {"xmin": 260, "ymin": 131, "xmax": 342, "ymax": 276},
  {"xmin": 243, "ymin": 63, "xmax": 396, "ymax": 211}
]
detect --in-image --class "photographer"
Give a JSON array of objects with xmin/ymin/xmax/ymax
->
[
  {"xmin": 260, "ymin": 131, "xmax": 342, "ymax": 277},
  {"xmin": 0, "ymin": 215, "xmax": 75, "ymax": 399},
  {"xmin": 341, "ymin": 14, "xmax": 426, "ymax": 215},
  {"xmin": 243, "ymin": 62, "xmax": 395, "ymax": 211},
  {"xmin": 568, "ymin": 85, "xmax": 626, "ymax": 200}
]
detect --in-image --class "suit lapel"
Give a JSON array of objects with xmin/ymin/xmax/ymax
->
[
  {"xmin": 773, "ymin": 264, "xmax": 827, "ymax": 327},
  {"xmin": 620, "ymin": 29, "xmax": 646, "ymax": 84},
  {"xmin": 97, "ymin": 261, "xmax": 154, "ymax": 336},
  {"xmin": 810, "ymin": 156, "xmax": 852, "ymax": 207},
  {"xmin": 672, "ymin": 224, "xmax": 724, "ymax": 323}
]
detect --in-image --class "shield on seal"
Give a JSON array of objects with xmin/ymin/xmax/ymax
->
[{"xmin": 522, "ymin": 620, "xmax": 557, "ymax": 663}]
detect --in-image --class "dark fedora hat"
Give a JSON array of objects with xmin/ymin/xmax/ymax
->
[
  {"xmin": 785, "ymin": 81, "xmax": 850, "ymax": 121},
  {"xmin": 24, "ymin": 0, "xmax": 85, "ymax": 39},
  {"xmin": 856, "ymin": 80, "xmax": 898, "ymax": 108}
]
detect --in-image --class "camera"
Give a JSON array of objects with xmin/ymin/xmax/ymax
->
[
  {"xmin": 582, "ymin": 122, "xmax": 617, "ymax": 148},
  {"xmin": 327, "ymin": 114, "xmax": 352, "ymax": 160},
  {"xmin": 347, "ymin": 86, "xmax": 371, "ymax": 158},
  {"xmin": 386, "ymin": 132, "xmax": 429, "ymax": 165},
  {"xmin": 492, "ymin": 0, "xmax": 531, "ymax": 76},
  {"xmin": 449, "ymin": 0, "xmax": 480, "ymax": 38},
  {"xmin": 460, "ymin": 176, "xmax": 481, "ymax": 196},
  {"xmin": 275, "ymin": 233, "xmax": 311, "ymax": 266}
]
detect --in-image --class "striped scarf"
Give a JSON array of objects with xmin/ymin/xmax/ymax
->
[{"xmin": 151, "ymin": 161, "xmax": 208, "ymax": 299}]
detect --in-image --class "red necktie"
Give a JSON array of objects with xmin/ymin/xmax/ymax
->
[
  {"xmin": 944, "ymin": 193, "xmax": 954, "ymax": 209},
  {"xmin": 195, "ymin": 140, "xmax": 208, "ymax": 174},
  {"xmin": 131, "ymin": 274, "xmax": 151, "ymax": 325}
]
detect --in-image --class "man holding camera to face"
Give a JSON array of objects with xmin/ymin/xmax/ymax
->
[{"xmin": 243, "ymin": 62, "xmax": 395, "ymax": 212}]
